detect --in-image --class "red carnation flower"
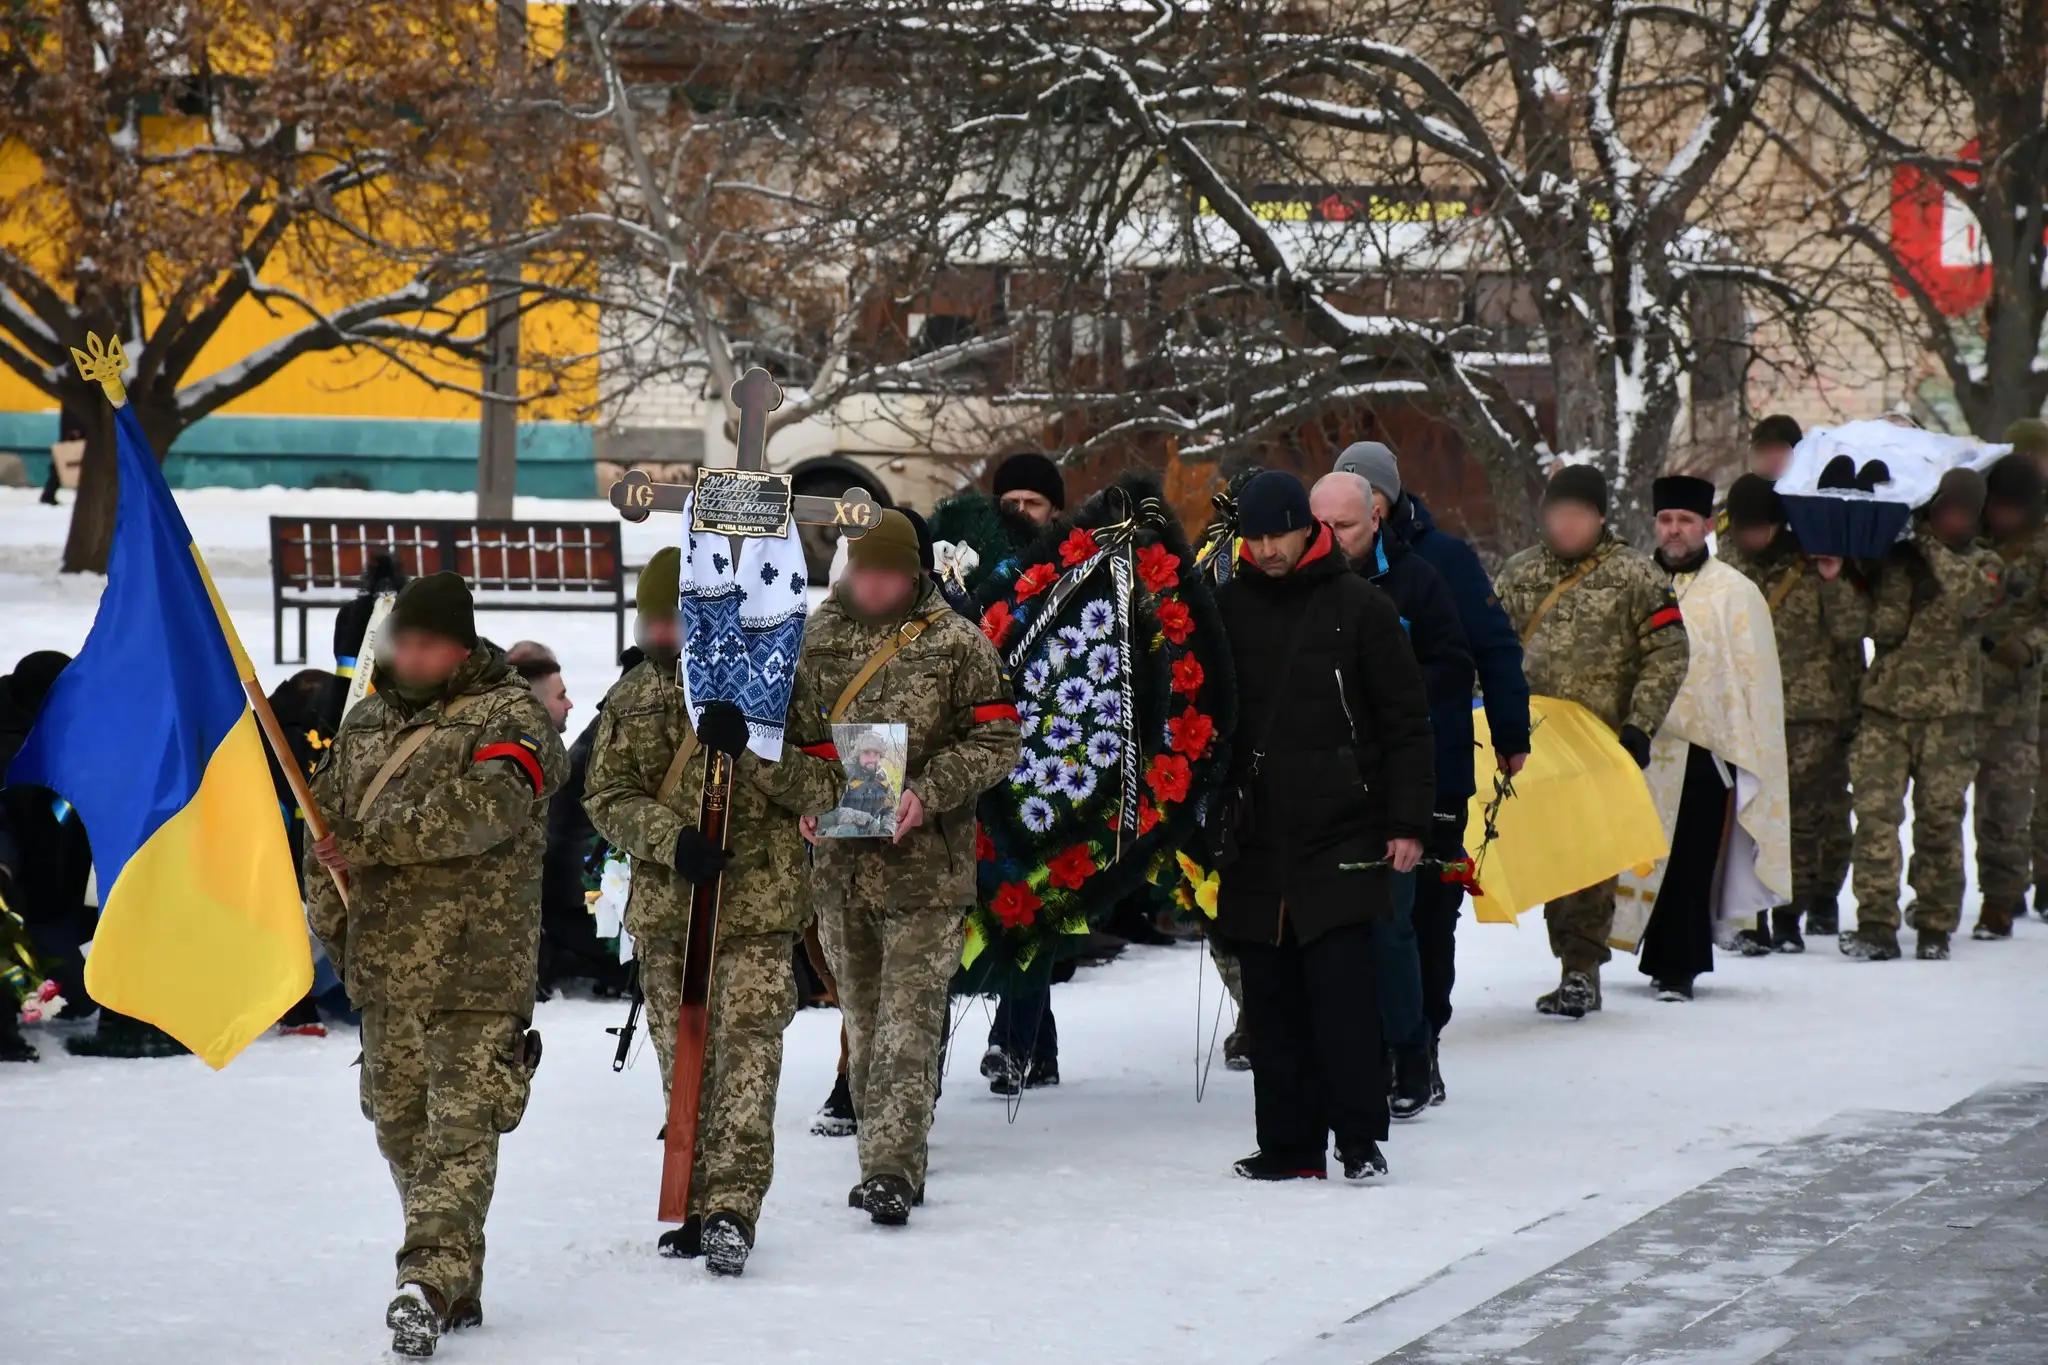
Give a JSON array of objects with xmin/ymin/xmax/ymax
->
[
  {"xmin": 1156, "ymin": 598, "xmax": 1194, "ymax": 644},
  {"xmin": 1047, "ymin": 843, "xmax": 1096, "ymax": 890},
  {"xmin": 991, "ymin": 881, "xmax": 1042, "ymax": 929},
  {"xmin": 1136, "ymin": 542, "xmax": 1182, "ymax": 593},
  {"xmin": 976, "ymin": 826, "xmax": 996, "ymax": 863},
  {"xmin": 1059, "ymin": 527, "xmax": 1101, "ymax": 568},
  {"xmin": 1146, "ymin": 752, "xmax": 1193, "ymax": 805},
  {"xmin": 1171, "ymin": 655, "xmax": 1205, "ymax": 695},
  {"xmin": 1014, "ymin": 562, "xmax": 1058, "ymax": 601},
  {"xmin": 980, "ymin": 600, "xmax": 1016, "ymax": 647},
  {"xmin": 1138, "ymin": 797, "xmax": 1161, "ymax": 833},
  {"xmin": 1169, "ymin": 706, "xmax": 1214, "ymax": 758}
]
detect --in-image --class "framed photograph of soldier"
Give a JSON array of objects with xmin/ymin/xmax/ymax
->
[{"xmin": 815, "ymin": 723, "xmax": 909, "ymax": 838}]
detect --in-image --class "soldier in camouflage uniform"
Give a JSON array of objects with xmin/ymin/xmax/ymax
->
[
  {"xmin": 2009, "ymin": 419, "xmax": 2048, "ymax": 921},
  {"xmin": 1714, "ymin": 415, "xmax": 1802, "ymax": 562},
  {"xmin": 1844, "ymin": 469, "xmax": 2005, "ymax": 962},
  {"xmin": 1722, "ymin": 475, "xmax": 1870, "ymax": 949},
  {"xmin": 1971, "ymin": 457, "xmax": 2048, "ymax": 938},
  {"xmin": 800, "ymin": 510, "xmax": 1020, "ymax": 1227},
  {"xmin": 1495, "ymin": 466, "xmax": 1690, "ymax": 1019},
  {"xmin": 305, "ymin": 572, "xmax": 567, "ymax": 1359},
  {"xmin": 581, "ymin": 545, "xmax": 846, "ymax": 1276}
]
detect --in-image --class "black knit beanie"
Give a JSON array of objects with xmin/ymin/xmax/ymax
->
[
  {"xmin": 386, "ymin": 572, "xmax": 478, "ymax": 649},
  {"xmin": 1543, "ymin": 465, "xmax": 1609, "ymax": 518},
  {"xmin": 993, "ymin": 452, "xmax": 1066, "ymax": 510},
  {"xmin": 1235, "ymin": 470, "xmax": 1313, "ymax": 538},
  {"xmin": 1984, "ymin": 454, "xmax": 2045, "ymax": 523},
  {"xmin": 1724, "ymin": 473, "xmax": 1785, "ymax": 529}
]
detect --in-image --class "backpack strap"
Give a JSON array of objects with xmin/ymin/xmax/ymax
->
[
  {"xmin": 828, "ymin": 606, "xmax": 955, "ymax": 725},
  {"xmin": 1766, "ymin": 560, "xmax": 1804, "ymax": 614},
  {"xmin": 354, "ymin": 692, "xmax": 483, "ymax": 821},
  {"xmin": 656, "ymin": 729, "xmax": 702, "ymax": 803}
]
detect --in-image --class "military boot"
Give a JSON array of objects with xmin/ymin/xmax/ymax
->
[
  {"xmin": 701, "ymin": 1212, "xmax": 754, "ymax": 1277},
  {"xmin": 1768, "ymin": 906, "xmax": 1805, "ymax": 953},
  {"xmin": 861, "ymin": 1174, "xmax": 920, "ymax": 1227},
  {"xmin": 657, "ymin": 1216, "xmax": 703, "ymax": 1259},
  {"xmin": 1839, "ymin": 925, "xmax": 1902, "ymax": 961},
  {"xmin": 1972, "ymin": 901, "xmax": 2018, "ymax": 940},
  {"xmin": 1536, "ymin": 969, "xmax": 1598, "ymax": 1019},
  {"xmin": 810, "ymin": 1071, "xmax": 856, "ymax": 1137},
  {"xmin": 1731, "ymin": 925, "xmax": 1775, "ymax": 956},
  {"xmin": 1222, "ymin": 1025, "xmax": 1252, "ymax": 1072},
  {"xmin": 442, "ymin": 1297, "xmax": 482, "ymax": 1332},
  {"xmin": 1915, "ymin": 929, "xmax": 1952, "ymax": 961},
  {"xmin": 387, "ymin": 1284, "xmax": 444, "ymax": 1359},
  {"xmin": 1804, "ymin": 897, "xmax": 1840, "ymax": 936}
]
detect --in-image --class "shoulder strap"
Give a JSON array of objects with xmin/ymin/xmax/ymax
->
[
  {"xmin": 354, "ymin": 692, "xmax": 483, "ymax": 822},
  {"xmin": 1765, "ymin": 560, "xmax": 1804, "ymax": 614},
  {"xmin": 657, "ymin": 730, "xmax": 702, "ymax": 803},
  {"xmin": 1519, "ymin": 552, "xmax": 1604, "ymax": 646},
  {"xmin": 828, "ymin": 606, "xmax": 955, "ymax": 725}
]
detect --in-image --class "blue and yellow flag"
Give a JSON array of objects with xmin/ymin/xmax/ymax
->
[{"xmin": 6, "ymin": 339, "xmax": 308, "ymax": 1067}]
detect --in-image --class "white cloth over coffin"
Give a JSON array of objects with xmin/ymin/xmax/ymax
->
[
  {"xmin": 1777, "ymin": 420, "xmax": 2005, "ymax": 513},
  {"xmin": 676, "ymin": 492, "xmax": 809, "ymax": 762},
  {"xmin": 1614, "ymin": 558, "xmax": 1791, "ymax": 949}
]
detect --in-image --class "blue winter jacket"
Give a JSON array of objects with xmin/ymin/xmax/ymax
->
[{"xmin": 1386, "ymin": 494, "xmax": 1533, "ymax": 805}]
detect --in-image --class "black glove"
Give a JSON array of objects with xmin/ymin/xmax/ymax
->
[
  {"xmin": 672, "ymin": 828, "xmax": 731, "ymax": 883},
  {"xmin": 696, "ymin": 700, "xmax": 751, "ymax": 758},
  {"xmin": 1618, "ymin": 724, "xmax": 1653, "ymax": 769}
]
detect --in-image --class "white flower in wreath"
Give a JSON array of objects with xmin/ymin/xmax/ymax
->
[
  {"xmin": 1020, "ymin": 796, "xmax": 1056, "ymax": 833},
  {"xmin": 1055, "ymin": 760, "xmax": 1098, "ymax": 801},
  {"xmin": 1086, "ymin": 643, "xmax": 1119, "ymax": 685},
  {"xmin": 1032, "ymin": 756, "xmax": 1068, "ymax": 796},
  {"xmin": 1020, "ymin": 658, "xmax": 1052, "ymax": 696},
  {"xmin": 1014, "ymin": 697, "xmax": 1041, "ymax": 736},
  {"xmin": 1044, "ymin": 635, "xmax": 1070, "ymax": 668},
  {"xmin": 1090, "ymin": 690, "xmax": 1122, "ymax": 728},
  {"xmin": 1043, "ymin": 713, "xmax": 1083, "ymax": 750},
  {"xmin": 1086, "ymin": 730, "xmax": 1121, "ymax": 769},
  {"xmin": 1009, "ymin": 752, "xmax": 1037, "ymax": 786},
  {"xmin": 1054, "ymin": 625, "xmax": 1089, "ymax": 660},
  {"xmin": 1080, "ymin": 599, "xmax": 1115, "ymax": 640},
  {"xmin": 1055, "ymin": 676, "xmax": 1095, "ymax": 715}
]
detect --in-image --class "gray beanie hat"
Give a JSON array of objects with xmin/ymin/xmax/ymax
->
[{"xmin": 1334, "ymin": 441, "xmax": 1402, "ymax": 505}]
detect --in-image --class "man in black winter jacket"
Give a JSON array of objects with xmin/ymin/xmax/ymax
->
[
  {"xmin": 1311, "ymin": 472, "xmax": 1471, "ymax": 1117},
  {"xmin": 1214, "ymin": 471, "xmax": 1435, "ymax": 1183}
]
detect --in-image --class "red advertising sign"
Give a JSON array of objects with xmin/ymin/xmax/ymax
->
[{"xmin": 1890, "ymin": 142, "xmax": 1990, "ymax": 317}]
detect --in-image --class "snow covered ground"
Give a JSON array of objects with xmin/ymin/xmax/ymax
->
[{"xmin": 7, "ymin": 486, "xmax": 2048, "ymax": 1365}]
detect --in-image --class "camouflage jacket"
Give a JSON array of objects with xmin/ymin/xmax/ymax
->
[
  {"xmin": 1727, "ymin": 538, "xmax": 1872, "ymax": 724},
  {"xmin": 1978, "ymin": 527, "xmax": 2048, "ymax": 724},
  {"xmin": 305, "ymin": 644, "xmax": 567, "ymax": 1015},
  {"xmin": 801, "ymin": 577, "xmax": 1021, "ymax": 910},
  {"xmin": 1495, "ymin": 531, "xmax": 1691, "ymax": 736},
  {"xmin": 581, "ymin": 657, "xmax": 844, "ymax": 942},
  {"xmin": 1861, "ymin": 528, "xmax": 2005, "ymax": 721}
]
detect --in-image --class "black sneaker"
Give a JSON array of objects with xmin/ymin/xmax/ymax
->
[
  {"xmin": 1804, "ymin": 899, "xmax": 1840, "ymax": 935},
  {"xmin": 1839, "ymin": 926, "xmax": 1902, "ymax": 961},
  {"xmin": 1428, "ymin": 1043, "xmax": 1446, "ymax": 1106},
  {"xmin": 701, "ymin": 1212, "xmax": 754, "ymax": 1277},
  {"xmin": 657, "ymin": 1217, "xmax": 703, "ymax": 1258},
  {"xmin": 811, "ymin": 1072, "xmax": 856, "ymax": 1137},
  {"xmin": 1770, "ymin": 906, "xmax": 1805, "ymax": 954},
  {"xmin": 1651, "ymin": 977, "xmax": 1694, "ymax": 1002},
  {"xmin": 862, "ymin": 1174, "xmax": 919, "ymax": 1226},
  {"xmin": 1388, "ymin": 1047, "xmax": 1430, "ymax": 1120},
  {"xmin": 1339, "ymin": 1142, "xmax": 1389, "ymax": 1181},
  {"xmin": 1232, "ymin": 1151, "xmax": 1326, "ymax": 1181},
  {"xmin": 1915, "ymin": 929, "xmax": 1951, "ymax": 961},
  {"xmin": 387, "ymin": 1284, "xmax": 442, "ymax": 1358},
  {"xmin": 1731, "ymin": 928, "xmax": 1774, "ymax": 957}
]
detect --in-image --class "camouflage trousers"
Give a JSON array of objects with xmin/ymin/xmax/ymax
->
[
  {"xmin": 358, "ymin": 1006, "xmax": 533, "ymax": 1302},
  {"xmin": 817, "ymin": 903, "xmax": 962, "ymax": 1190},
  {"xmin": 1974, "ymin": 699, "xmax": 2042, "ymax": 908},
  {"xmin": 640, "ymin": 930, "xmax": 796, "ymax": 1226},
  {"xmin": 1209, "ymin": 933, "xmax": 1245, "ymax": 1010},
  {"xmin": 1850, "ymin": 712, "xmax": 1978, "ymax": 934},
  {"xmin": 1545, "ymin": 878, "xmax": 1617, "ymax": 974},
  {"xmin": 1785, "ymin": 721, "xmax": 1855, "ymax": 909}
]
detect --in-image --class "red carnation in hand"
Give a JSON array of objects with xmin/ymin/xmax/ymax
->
[
  {"xmin": 980, "ymin": 600, "xmax": 1016, "ymax": 647},
  {"xmin": 1136, "ymin": 542, "xmax": 1183, "ymax": 593},
  {"xmin": 1156, "ymin": 598, "xmax": 1194, "ymax": 644},
  {"xmin": 1146, "ymin": 753, "xmax": 1193, "ymax": 805},
  {"xmin": 1047, "ymin": 844, "xmax": 1096, "ymax": 890},
  {"xmin": 991, "ymin": 881, "xmax": 1042, "ymax": 929},
  {"xmin": 1059, "ymin": 527, "xmax": 1101, "ymax": 568},
  {"xmin": 1015, "ymin": 562, "xmax": 1058, "ymax": 600},
  {"xmin": 1169, "ymin": 706, "xmax": 1214, "ymax": 758},
  {"xmin": 1171, "ymin": 655, "xmax": 1204, "ymax": 695},
  {"xmin": 976, "ymin": 825, "xmax": 996, "ymax": 863}
]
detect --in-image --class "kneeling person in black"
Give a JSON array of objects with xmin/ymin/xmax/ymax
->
[{"xmin": 1214, "ymin": 471, "xmax": 1435, "ymax": 1182}]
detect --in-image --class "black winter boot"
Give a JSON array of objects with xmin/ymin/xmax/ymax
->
[
  {"xmin": 1428, "ymin": 1042, "xmax": 1446, "ymax": 1106},
  {"xmin": 387, "ymin": 1284, "xmax": 443, "ymax": 1358},
  {"xmin": 1915, "ymin": 929, "xmax": 1951, "ymax": 961},
  {"xmin": 1388, "ymin": 1046, "xmax": 1431, "ymax": 1120},
  {"xmin": 1839, "ymin": 925, "xmax": 1902, "ymax": 961},
  {"xmin": 702, "ymin": 1212, "xmax": 754, "ymax": 1277},
  {"xmin": 1804, "ymin": 897, "xmax": 1839, "ymax": 936},
  {"xmin": 1339, "ymin": 1142, "xmax": 1389, "ymax": 1181},
  {"xmin": 1770, "ymin": 906, "xmax": 1805, "ymax": 954},
  {"xmin": 811, "ymin": 1071, "xmax": 856, "ymax": 1137},
  {"xmin": 657, "ymin": 1217, "xmax": 703, "ymax": 1258},
  {"xmin": 861, "ymin": 1174, "xmax": 920, "ymax": 1226},
  {"xmin": 1233, "ymin": 1150, "xmax": 1327, "ymax": 1181}
]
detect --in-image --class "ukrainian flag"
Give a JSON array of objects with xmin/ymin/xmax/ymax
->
[{"xmin": 7, "ymin": 394, "xmax": 308, "ymax": 1067}]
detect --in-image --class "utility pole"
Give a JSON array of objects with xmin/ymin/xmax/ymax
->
[{"xmin": 477, "ymin": 0, "xmax": 527, "ymax": 520}]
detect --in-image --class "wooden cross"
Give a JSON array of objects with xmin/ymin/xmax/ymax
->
[{"xmin": 611, "ymin": 367, "xmax": 876, "ymax": 1225}]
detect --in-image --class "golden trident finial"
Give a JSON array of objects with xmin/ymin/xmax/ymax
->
[{"xmin": 70, "ymin": 331, "xmax": 128, "ymax": 407}]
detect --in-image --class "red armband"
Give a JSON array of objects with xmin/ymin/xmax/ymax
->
[
  {"xmin": 801, "ymin": 741, "xmax": 840, "ymax": 760},
  {"xmin": 474, "ymin": 740, "xmax": 545, "ymax": 795},
  {"xmin": 1649, "ymin": 606, "xmax": 1683, "ymax": 632},
  {"xmin": 971, "ymin": 702, "xmax": 1020, "ymax": 724}
]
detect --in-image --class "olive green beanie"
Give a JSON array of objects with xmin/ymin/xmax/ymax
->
[
  {"xmin": 386, "ymin": 572, "xmax": 477, "ymax": 648},
  {"xmin": 637, "ymin": 545, "xmax": 681, "ymax": 618},
  {"xmin": 845, "ymin": 509, "xmax": 922, "ymax": 577}
]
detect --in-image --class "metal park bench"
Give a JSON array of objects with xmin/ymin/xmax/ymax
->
[{"xmin": 268, "ymin": 516, "xmax": 628, "ymax": 665}]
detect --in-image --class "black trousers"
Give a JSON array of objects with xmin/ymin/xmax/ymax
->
[
  {"xmin": 1233, "ymin": 920, "xmax": 1387, "ymax": 1163},
  {"xmin": 1638, "ymin": 744, "xmax": 1727, "ymax": 985},
  {"xmin": 1413, "ymin": 809, "xmax": 1467, "ymax": 1039}
]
